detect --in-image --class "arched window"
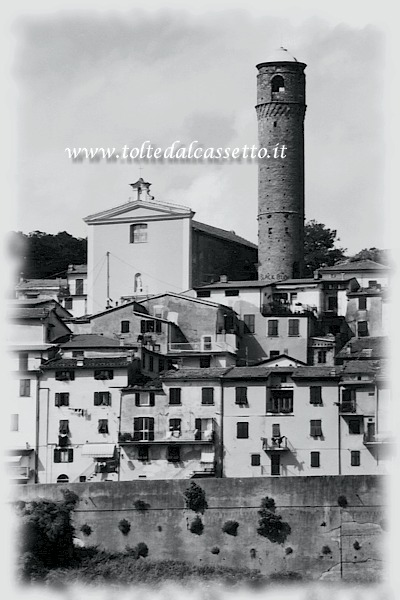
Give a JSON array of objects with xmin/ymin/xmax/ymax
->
[
  {"xmin": 56, "ymin": 474, "xmax": 69, "ymax": 483},
  {"xmin": 271, "ymin": 75, "xmax": 285, "ymax": 93},
  {"xmin": 134, "ymin": 273, "xmax": 143, "ymax": 293}
]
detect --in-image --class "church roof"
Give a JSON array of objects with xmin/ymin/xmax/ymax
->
[{"xmin": 192, "ymin": 221, "xmax": 257, "ymax": 249}]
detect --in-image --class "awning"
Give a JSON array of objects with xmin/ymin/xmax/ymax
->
[
  {"xmin": 4, "ymin": 455, "xmax": 22, "ymax": 464},
  {"xmin": 200, "ymin": 450, "xmax": 215, "ymax": 463},
  {"xmin": 81, "ymin": 444, "xmax": 115, "ymax": 458}
]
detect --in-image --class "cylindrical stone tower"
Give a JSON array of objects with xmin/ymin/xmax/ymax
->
[{"xmin": 256, "ymin": 47, "xmax": 306, "ymax": 281}]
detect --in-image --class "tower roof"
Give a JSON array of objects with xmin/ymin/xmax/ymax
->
[{"xmin": 265, "ymin": 47, "xmax": 298, "ymax": 63}]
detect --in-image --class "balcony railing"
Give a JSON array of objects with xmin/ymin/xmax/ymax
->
[
  {"xmin": 119, "ymin": 430, "xmax": 214, "ymax": 444},
  {"xmin": 339, "ymin": 400, "xmax": 357, "ymax": 413},
  {"xmin": 7, "ymin": 466, "xmax": 30, "ymax": 480},
  {"xmin": 262, "ymin": 436, "xmax": 293, "ymax": 452},
  {"xmin": 168, "ymin": 339, "xmax": 237, "ymax": 354},
  {"xmin": 261, "ymin": 302, "xmax": 317, "ymax": 317},
  {"xmin": 363, "ymin": 431, "xmax": 393, "ymax": 446}
]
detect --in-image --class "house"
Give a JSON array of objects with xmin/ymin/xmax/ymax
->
[
  {"xmin": 84, "ymin": 179, "xmax": 258, "ymax": 313},
  {"xmin": 63, "ymin": 264, "xmax": 88, "ymax": 317},
  {"xmin": 15, "ymin": 278, "xmax": 69, "ymax": 302},
  {"xmin": 345, "ymin": 286, "xmax": 390, "ymax": 338},
  {"xmin": 318, "ymin": 260, "xmax": 390, "ymax": 289}
]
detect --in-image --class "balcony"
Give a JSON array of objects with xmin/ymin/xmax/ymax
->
[
  {"xmin": 261, "ymin": 301, "xmax": 317, "ymax": 317},
  {"xmin": 168, "ymin": 336, "xmax": 237, "ymax": 354},
  {"xmin": 262, "ymin": 436, "xmax": 293, "ymax": 452},
  {"xmin": 339, "ymin": 400, "xmax": 357, "ymax": 414},
  {"xmin": 363, "ymin": 431, "xmax": 394, "ymax": 446},
  {"xmin": 119, "ymin": 430, "xmax": 215, "ymax": 444}
]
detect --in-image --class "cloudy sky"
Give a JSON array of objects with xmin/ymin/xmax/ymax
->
[{"xmin": 3, "ymin": 0, "xmax": 396, "ymax": 255}]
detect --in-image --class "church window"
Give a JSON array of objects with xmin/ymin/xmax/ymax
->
[{"xmin": 130, "ymin": 224, "xmax": 147, "ymax": 243}]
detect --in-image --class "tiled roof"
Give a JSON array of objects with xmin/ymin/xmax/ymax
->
[
  {"xmin": 336, "ymin": 337, "xmax": 388, "ymax": 360},
  {"xmin": 61, "ymin": 334, "xmax": 122, "ymax": 348},
  {"xmin": 195, "ymin": 280, "xmax": 269, "ymax": 289},
  {"xmin": 41, "ymin": 357, "xmax": 130, "ymax": 369},
  {"xmin": 291, "ymin": 366, "xmax": 342, "ymax": 379},
  {"xmin": 192, "ymin": 221, "xmax": 257, "ymax": 250},
  {"xmin": 161, "ymin": 367, "xmax": 233, "ymax": 380},
  {"xmin": 341, "ymin": 360, "xmax": 380, "ymax": 374},
  {"xmin": 16, "ymin": 279, "xmax": 67, "ymax": 289},
  {"xmin": 122, "ymin": 378, "xmax": 164, "ymax": 391},
  {"xmin": 224, "ymin": 366, "xmax": 295, "ymax": 379},
  {"xmin": 320, "ymin": 260, "xmax": 389, "ymax": 272},
  {"xmin": 9, "ymin": 307, "xmax": 50, "ymax": 319}
]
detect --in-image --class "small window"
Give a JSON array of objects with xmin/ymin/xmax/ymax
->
[
  {"xmin": 357, "ymin": 321, "xmax": 369, "ymax": 337},
  {"xmin": 10, "ymin": 414, "xmax": 19, "ymax": 432},
  {"xmin": 317, "ymin": 350, "xmax": 327, "ymax": 364},
  {"xmin": 243, "ymin": 314, "xmax": 255, "ymax": 334},
  {"xmin": 358, "ymin": 297, "xmax": 367, "ymax": 310},
  {"xmin": 202, "ymin": 336, "xmax": 212, "ymax": 351},
  {"xmin": 55, "ymin": 370, "xmax": 75, "ymax": 381},
  {"xmin": 271, "ymin": 75, "xmax": 285, "ymax": 93},
  {"xmin": 19, "ymin": 379, "xmax": 31, "ymax": 397},
  {"xmin": 98, "ymin": 419, "xmax": 109, "ymax": 434},
  {"xmin": 75, "ymin": 279, "xmax": 84, "ymax": 295},
  {"xmin": 328, "ymin": 296, "xmax": 338, "ymax": 311},
  {"xmin": 121, "ymin": 321, "xmax": 130, "ymax": 333},
  {"xmin": 167, "ymin": 446, "xmax": 181, "ymax": 462},
  {"xmin": 169, "ymin": 388, "xmax": 181, "ymax": 405},
  {"xmin": 130, "ymin": 223, "xmax": 148, "ymax": 243},
  {"xmin": 310, "ymin": 451, "xmax": 320, "ymax": 468},
  {"xmin": 19, "ymin": 353, "xmax": 28, "ymax": 372},
  {"xmin": 169, "ymin": 418, "xmax": 181, "ymax": 435},
  {"xmin": 237, "ymin": 422, "xmax": 249, "ymax": 439},
  {"xmin": 56, "ymin": 474, "xmax": 69, "ymax": 483},
  {"xmin": 251, "ymin": 454, "xmax": 261, "ymax": 466},
  {"xmin": 55, "ymin": 393, "xmax": 69, "ymax": 407},
  {"xmin": 200, "ymin": 356, "xmax": 211, "ymax": 368},
  {"xmin": 54, "ymin": 449, "xmax": 73, "ymax": 463},
  {"xmin": 235, "ymin": 387, "xmax": 248, "ymax": 405},
  {"xmin": 268, "ymin": 320, "xmax": 279, "ymax": 337},
  {"xmin": 310, "ymin": 420, "xmax": 322, "ymax": 438},
  {"xmin": 64, "ymin": 298, "xmax": 73, "ymax": 310},
  {"xmin": 202, "ymin": 387, "xmax": 214, "ymax": 405},
  {"xmin": 270, "ymin": 350, "xmax": 280, "ymax": 358},
  {"xmin": 348, "ymin": 419, "xmax": 361, "ymax": 435},
  {"xmin": 310, "ymin": 386, "xmax": 322, "ymax": 405},
  {"xmin": 267, "ymin": 390, "xmax": 293, "ymax": 413},
  {"xmin": 351, "ymin": 450, "xmax": 361, "ymax": 466},
  {"xmin": 225, "ymin": 289, "xmax": 239, "ymax": 297},
  {"xmin": 272, "ymin": 423, "xmax": 281, "ymax": 438},
  {"xmin": 94, "ymin": 370, "xmax": 114, "ymax": 380},
  {"xmin": 138, "ymin": 446, "xmax": 149, "ymax": 461},
  {"xmin": 368, "ymin": 280, "xmax": 377, "ymax": 288},
  {"xmin": 197, "ymin": 290, "xmax": 211, "ymax": 298},
  {"xmin": 94, "ymin": 392, "xmax": 111, "ymax": 406},
  {"xmin": 288, "ymin": 319, "xmax": 300, "ymax": 336},
  {"xmin": 59, "ymin": 420, "xmax": 69, "ymax": 435}
]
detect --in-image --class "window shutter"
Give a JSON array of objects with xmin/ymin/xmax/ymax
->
[
  {"xmin": 68, "ymin": 449, "xmax": 74, "ymax": 462},
  {"xmin": 55, "ymin": 393, "xmax": 61, "ymax": 407},
  {"xmin": 140, "ymin": 320, "xmax": 146, "ymax": 334},
  {"xmin": 106, "ymin": 392, "xmax": 111, "ymax": 406},
  {"xmin": 310, "ymin": 386, "xmax": 322, "ymax": 405},
  {"xmin": 133, "ymin": 418, "xmax": 140, "ymax": 441},
  {"xmin": 266, "ymin": 395, "xmax": 275, "ymax": 413},
  {"xmin": 156, "ymin": 321, "xmax": 162, "ymax": 333},
  {"xmin": 310, "ymin": 451, "xmax": 320, "ymax": 467},
  {"xmin": 54, "ymin": 449, "xmax": 61, "ymax": 463},
  {"xmin": 149, "ymin": 392, "xmax": 155, "ymax": 406},
  {"xmin": 235, "ymin": 387, "xmax": 247, "ymax": 404},
  {"xmin": 94, "ymin": 392, "xmax": 100, "ymax": 406},
  {"xmin": 195, "ymin": 418, "xmax": 202, "ymax": 440},
  {"xmin": 135, "ymin": 393, "xmax": 141, "ymax": 406},
  {"xmin": 310, "ymin": 420, "xmax": 322, "ymax": 437},
  {"xmin": 148, "ymin": 418, "xmax": 154, "ymax": 441},
  {"xmin": 272, "ymin": 424, "xmax": 281, "ymax": 438}
]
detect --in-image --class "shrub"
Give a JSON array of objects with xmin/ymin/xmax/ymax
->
[
  {"xmin": 211, "ymin": 546, "xmax": 220, "ymax": 555},
  {"xmin": 269, "ymin": 571, "xmax": 302, "ymax": 582},
  {"xmin": 189, "ymin": 515, "xmax": 204, "ymax": 535},
  {"xmin": 134, "ymin": 500, "xmax": 150, "ymax": 512},
  {"xmin": 257, "ymin": 496, "xmax": 291, "ymax": 544},
  {"xmin": 338, "ymin": 495, "xmax": 348, "ymax": 508},
  {"xmin": 222, "ymin": 520, "xmax": 239, "ymax": 536},
  {"xmin": 118, "ymin": 519, "xmax": 131, "ymax": 535},
  {"xmin": 80, "ymin": 524, "xmax": 92, "ymax": 536},
  {"xmin": 322, "ymin": 545, "xmax": 332, "ymax": 555},
  {"xmin": 184, "ymin": 482, "xmax": 208, "ymax": 514},
  {"xmin": 157, "ymin": 525, "xmax": 162, "ymax": 532},
  {"xmin": 353, "ymin": 541, "xmax": 361, "ymax": 551},
  {"xmin": 285, "ymin": 547, "xmax": 293, "ymax": 555}
]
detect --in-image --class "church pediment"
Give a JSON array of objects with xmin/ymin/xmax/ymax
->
[{"xmin": 84, "ymin": 198, "xmax": 193, "ymax": 225}]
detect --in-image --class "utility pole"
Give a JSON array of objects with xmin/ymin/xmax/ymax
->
[{"xmin": 106, "ymin": 251, "xmax": 110, "ymax": 308}]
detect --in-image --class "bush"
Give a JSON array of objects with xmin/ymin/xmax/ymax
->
[
  {"xmin": 338, "ymin": 495, "xmax": 348, "ymax": 508},
  {"xmin": 353, "ymin": 541, "xmax": 361, "ymax": 551},
  {"xmin": 126, "ymin": 542, "xmax": 149, "ymax": 559},
  {"xmin": 134, "ymin": 499, "xmax": 150, "ymax": 512},
  {"xmin": 285, "ymin": 547, "xmax": 293, "ymax": 555},
  {"xmin": 118, "ymin": 519, "xmax": 131, "ymax": 535},
  {"xmin": 222, "ymin": 520, "xmax": 239, "ymax": 536},
  {"xmin": 322, "ymin": 545, "xmax": 332, "ymax": 555},
  {"xmin": 211, "ymin": 546, "xmax": 220, "ymax": 555},
  {"xmin": 257, "ymin": 497, "xmax": 291, "ymax": 544},
  {"xmin": 189, "ymin": 515, "xmax": 204, "ymax": 535},
  {"xmin": 269, "ymin": 571, "xmax": 302, "ymax": 582},
  {"xmin": 184, "ymin": 482, "xmax": 208, "ymax": 514},
  {"xmin": 80, "ymin": 524, "xmax": 92, "ymax": 536}
]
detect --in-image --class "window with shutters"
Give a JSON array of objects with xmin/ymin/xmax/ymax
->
[
  {"xmin": 194, "ymin": 418, "xmax": 214, "ymax": 441},
  {"xmin": 54, "ymin": 448, "xmax": 73, "ymax": 463},
  {"xmin": 64, "ymin": 297, "xmax": 73, "ymax": 310},
  {"xmin": 133, "ymin": 417, "xmax": 154, "ymax": 441},
  {"xmin": 202, "ymin": 336, "xmax": 212, "ymax": 351},
  {"xmin": 236, "ymin": 422, "xmax": 249, "ymax": 439},
  {"xmin": 130, "ymin": 223, "xmax": 148, "ymax": 243},
  {"xmin": 169, "ymin": 388, "xmax": 181, "ymax": 405},
  {"xmin": 55, "ymin": 370, "xmax": 75, "ymax": 381},
  {"xmin": 94, "ymin": 370, "xmax": 114, "ymax": 380},
  {"xmin": 140, "ymin": 320, "xmax": 155, "ymax": 333},
  {"xmin": 121, "ymin": 321, "xmax": 130, "ymax": 333},
  {"xmin": 169, "ymin": 419, "xmax": 181, "ymax": 436},
  {"xmin": 201, "ymin": 387, "xmax": 214, "ymax": 405},
  {"xmin": 200, "ymin": 355, "xmax": 211, "ymax": 368},
  {"xmin": 251, "ymin": 454, "xmax": 261, "ymax": 466},
  {"xmin": 235, "ymin": 387, "xmax": 248, "ymax": 405},
  {"xmin": 310, "ymin": 451, "xmax": 320, "ymax": 468},
  {"xmin": 138, "ymin": 446, "xmax": 149, "ymax": 461},
  {"xmin": 94, "ymin": 392, "xmax": 111, "ymax": 406},
  {"xmin": 75, "ymin": 279, "xmax": 84, "ymax": 295},
  {"xmin": 357, "ymin": 321, "xmax": 369, "ymax": 337},
  {"xmin": 98, "ymin": 419, "xmax": 109, "ymax": 434},
  {"xmin": 348, "ymin": 419, "xmax": 361, "ymax": 435},
  {"xmin": 19, "ymin": 353, "xmax": 28, "ymax": 372},
  {"xmin": 288, "ymin": 319, "xmax": 300, "ymax": 336},
  {"xmin": 55, "ymin": 393, "xmax": 69, "ymax": 407},
  {"xmin": 19, "ymin": 379, "xmax": 31, "ymax": 397},
  {"xmin": 317, "ymin": 350, "xmax": 327, "ymax": 364},
  {"xmin": 243, "ymin": 314, "xmax": 255, "ymax": 334},
  {"xmin": 267, "ymin": 390, "xmax": 293, "ymax": 413},
  {"xmin": 167, "ymin": 445, "xmax": 181, "ymax": 462},
  {"xmin": 310, "ymin": 420, "xmax": 322, "ymax": 438},
  {"xmin": 310, "ymin": 386, "xmax": 322, "ymax": 405},
  {"xmin": 10, "ymin": 414, "xmax": 19, "ymax": 432},
  {"xmin": 270, "ymin": 350, "xmax": 280, "ymax": 358},
  {"xmin": 358, "ymin": 297, "xmax": 367, "ymax": 310},
  {"xmin": 59, "ymin": 420, "xmax": 69, "ymax": 435},
  {"xmin": 268, "ymin": 320, "xmax": 279, "ymax": 337},
  {"xmin": 351, "ymin": 450, "xmax": 361, "ymax": 466}
]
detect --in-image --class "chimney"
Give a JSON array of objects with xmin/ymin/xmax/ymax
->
[
  {"xmin": 220, "ymin": 275, "xmax": 228, "ymax": 283},
  {"xmin": 313, "ymin": 270, "xmax": 320, "ymax": 280}
]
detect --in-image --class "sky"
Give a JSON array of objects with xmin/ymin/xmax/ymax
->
[{"xmin": 2, "ymin": 1, "xmax": 396, "ymax": 257}]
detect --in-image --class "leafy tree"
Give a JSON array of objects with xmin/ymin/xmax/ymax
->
[
  {"xmin": 257, "ymin": 496, "xmax": 291, "ymax": 544},
  {"xmin": 184, "ymin": 482, "xmax": 208, "ymax": 514},
  {"xmin": 303, "ymin": 220, "xmax": 347, "ymax": 277},
  {"xmin": 350, "ymin": 247, "xmax": 389, "ymax": 265}
]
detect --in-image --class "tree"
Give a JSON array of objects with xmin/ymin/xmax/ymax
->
[
  {"xmin": 303, "ymin": 220, "xmax": 346, "ymax": 277},
  {"xmin": 350, "ymin": 247, "xmax": 390, "ymax": 265}
]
